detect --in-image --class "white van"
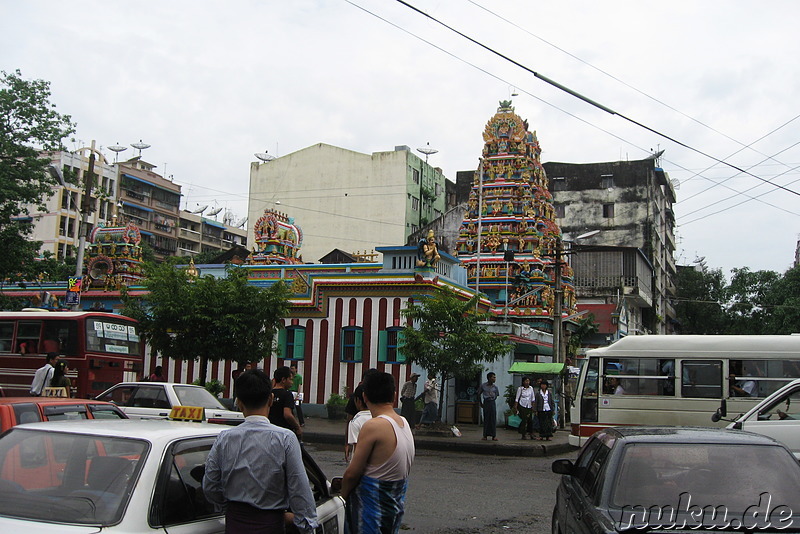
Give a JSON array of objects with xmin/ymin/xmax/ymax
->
[{"xmin": 716, "ymin": 378, "xmax": 800, "ymax": 459}]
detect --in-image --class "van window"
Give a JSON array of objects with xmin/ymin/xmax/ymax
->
[
  {"xmin": 681, "ymin": 360, "xmax": 722, "ymax": 398},
  {"xmin": 731, "ymin": 359, "xmax": 800, "ymax": 398}
]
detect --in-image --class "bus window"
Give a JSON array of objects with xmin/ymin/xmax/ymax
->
[
  {"xmin": 17, "ymin": 322, "xmax": 42, "ymax": 354},
  {"xmin": 581, "ymin": 358, "xmax": 599, "ymax": 423},
  {"xmin": 0, "ymin": 322, "xmax": 12, "ymax": 353},
  {"xmin": 731, "ymin": 359, "xmax": 800, "ymax": 398},
  {"xmin": 85, "ymin": 319, "xmax": 140, "ymax": 356},
  {"xmin": 602, "ymin": 358, "xmax": 673, "ymax": 396},
  {"xmin": 40, "ymin": 321, "xmax": 78, "ymax": 357},
  {"xmin": 681, "ymin": 360, "xmax": 722, "ymax": 398}
]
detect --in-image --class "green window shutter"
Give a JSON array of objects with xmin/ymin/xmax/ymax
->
[
  {"xmin": 277, "ymin": 328, "xmax": 287, "ymax": 358},
  {"xmin": 355, "ymin": 329, "xmax": 363, "ymax": 362},
  {"xmin": 397, "ymin": 330, "xmax": 406, "ymax": 363},
  {"xmin": 378, "ymin": 330, "xmax": 388, "ymax": 363},
  {"xmin": 293, "ymin": 328, "xmax": 305, "ymax": 359}
]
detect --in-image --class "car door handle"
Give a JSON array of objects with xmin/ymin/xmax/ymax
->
[{"xmin": 158, "ymin": 412, "xmax": 168, "ymax": 416}]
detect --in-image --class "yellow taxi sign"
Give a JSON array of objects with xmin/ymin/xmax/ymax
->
[{"xmin": 168, "ymin": 405, "xmax": 205, "ymax": 422}]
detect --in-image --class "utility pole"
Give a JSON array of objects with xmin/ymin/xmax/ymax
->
[
  {"xmin": 72, "ymin": 140, "xmax": 97, "ymax": 309},
  {"xmin": 553, "ymin": 237, "xmax": 565, "ymax": 429}
]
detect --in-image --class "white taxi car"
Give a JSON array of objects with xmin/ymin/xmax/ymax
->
[
  {"xmin": 0, "ymin": 420, "xmax": 344, "ymax": 533},
  {"xmin": 95, "ymin": 382, "xmax": 243, "ymax": 423}
]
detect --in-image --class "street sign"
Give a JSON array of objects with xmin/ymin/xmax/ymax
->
[{"xmin": 65, "ymin": 277, "xmax": 82, "ymax": 307}]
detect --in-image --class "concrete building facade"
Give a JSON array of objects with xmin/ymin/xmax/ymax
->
[
  {"xmin": 544, "ymin": 155, "xmax": 677, "ymax": 335},
  {"xmin": 177, "ymin": 210, "xmax": 247, "ymax": 257},
  {"xmin": 248, "ymin": 143, "xmax": 448, "ymax": 263}
]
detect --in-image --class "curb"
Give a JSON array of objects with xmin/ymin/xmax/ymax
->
[{"xmin": 301, "ymin": 431, "xmax": 575, "ymax": 457}]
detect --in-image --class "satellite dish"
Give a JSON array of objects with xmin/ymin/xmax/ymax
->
[
  {"xmin": 207, "ymin": 207, "xmax": 223, "ymax": 217},
  {"xmin": 235, "ymin": 217, "xmax": 248, "ymax": 228},
  {"xmin": 223, "ymin": 210, "xmax": 235, "ymax": 225},
  {"xmin": 255, "ymin": 151, "xmax": 275, "ymax": 162},
  {"xmin": 192, "ymin": 205, "xmax": 208, "ymax": 215},
  {"xmin": 108, "ymin": 143, "xmax": 127, "ymax": 163},
  {"xmin": 671, "ymin": 178, "xmax": 681, "ymax": 190},
  {"xmin": 131, "ymin": 140, "xmax": 151, "ymax": 157},
  {"xmin": 416, "ymin": 142, "xmax": 438, "ymax": 162}
]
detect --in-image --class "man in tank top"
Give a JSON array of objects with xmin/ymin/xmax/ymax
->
[{"xmin": 342, "ymin": 371, "xmax": 415, "ymax": 534}]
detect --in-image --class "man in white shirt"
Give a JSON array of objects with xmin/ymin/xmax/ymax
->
[
  {"xmin": 345, "ymin": 385, "xmax": 371, "ymax": 462},
  {"xmin": 30, "ymin": 353, "xmax": 58, "ymax": 396},
  {"xmin": 418, "ymin": 373, "xmax": 439, "ymax": 427}
]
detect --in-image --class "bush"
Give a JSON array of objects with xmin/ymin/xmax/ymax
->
[
  {"xmin": 326, "ymin": 387, "xmax": 349, "ymax": 408},
  {"xmin": 194, "ymin": 378, "xmax": 225, "ymax": 398}
]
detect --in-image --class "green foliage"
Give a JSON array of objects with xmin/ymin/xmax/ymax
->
[
  {"xmin": 121, "ymin": 264, "xmax": 290, "ymax": 383},
  {"xmin": 504, "ymin": 383, "xmax": 516, "ymax": 410},
  {"xmin": 401, "ymin": 287, "xmax": 509, "ymax": 421},
  {"xmin": 194, "ymin": 378, "xmax": 225, "ymax": 398},
  {"xmin": 725, "ymin": 267, "xmax": 780, "ymax": 334},
  {"xmin": 325, "ymin": 388, "xmax": 349, "ymax": 408},
  {"xmin": 674, "ymin": 266, "xmax": 728, "ymax": 334},
  {"xmin": 0, "ymin": 70, "xmax": 75, "ymax": 283},
  {"xmin": 567, "ymin": 314, "xmax": 599, "ymax": 357}
]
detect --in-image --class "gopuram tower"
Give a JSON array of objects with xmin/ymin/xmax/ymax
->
[{"xmin": 456, "ymin": 101, "xmax": 576, "ymax": 327}]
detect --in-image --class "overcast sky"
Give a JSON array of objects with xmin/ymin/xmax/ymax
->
[{"xmin": 4, "ymin": 1, "xmax": 800, "ymax": 277}]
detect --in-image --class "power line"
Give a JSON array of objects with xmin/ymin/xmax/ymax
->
[
  {"xmin": 392, "ymin": 0, "xmax": 800, "ymax": 199},
  {"xmin": 465, "ymin": 0, "xmax": 793, "ymax": 174}
]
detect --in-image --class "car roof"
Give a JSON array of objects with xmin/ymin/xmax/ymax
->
[
  {"xmin": 600, "ymin": 426, "xmax": 786, "ymax": 446},
  {"xmin": 111, "ymin": 382, "xmax": 201, "ymax": 387},
  {"xmin": 11, "ymin": 419, "xmax": 225, "ymax": 441},
  {"xmin": 0, "ymin": 397, "xmax": 116, "ymax": 406}
]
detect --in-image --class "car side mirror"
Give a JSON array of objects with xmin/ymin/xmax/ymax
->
[
  {"xmin": 551, "ymin": 459, "xmax": 574, "ymax": 475},
  {"xmin": 711, "ymin": 399, "xmax": 728, "ymax": 422},
  {"xmin": 330, "ymin": 477, "xmax": 343, "ymax": 494}
]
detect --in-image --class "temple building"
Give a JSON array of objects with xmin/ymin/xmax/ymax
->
[{"xmin": 456, "ymin": 101, "xmax": 576, "ymax": 334}]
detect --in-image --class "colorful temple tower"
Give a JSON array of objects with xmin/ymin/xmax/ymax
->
[
  {"xmin": 247, "ymin": 209, "xmax": 304, "ymax": 265},
  {"xmin": 456, "ymin": 101, "xmax": 576, "ymax": 325},
  {"xmin": 84, "ymin": 221, "xmax": 145, "ymax": 290}
]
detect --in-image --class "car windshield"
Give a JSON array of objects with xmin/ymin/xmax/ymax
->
[
  {"xmin": 174, "ymin": 385, "xmax": 226, "ymax": 410},
  {"xmin": 611, "ymin": 442, "xmax": 800, "ymax": 514},
  {"xmin": 0, "ymin": 428, "xmax": 148, "ymax": 526}
]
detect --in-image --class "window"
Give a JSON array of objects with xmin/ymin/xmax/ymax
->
[
  {"xmin": 681, "ymin": 360, "xmax": 722, "ymax": 398},
  {"xmin": 730, "ymin": 359, "xmax": 800, "ymax": 398},
  {"xmin": 279, "ymin": 326, "xmax": 306, "ymax": 360},
  {"xmin": 601, "ymin": 175, "xmax": 614, "ymax": 188},
  {"xmin": 340, "ymin": 326, "xmax": 363, "ymax": 362},
  {"xmin": 411, "ymin": 196, "xmax": 419, "ymax": 211},
  {"xmin": 602, "ymin": 358, "xmax": 674, "ymax": 396},
  {"xmin": 150, "ymin": 438, "xmax": 219, "ymax": 526},
  {"xmin": 554, "ymin": 204, "xmax": 565, "ymax": 218},
  {"xmin": 0, "ymin": 322, "xmax": 12, "ymax": 353},
  {"xmin": 379, "ymin": 327, "xmax": 406, "ymax": 363},
  {"xmin": 602, "ymin": 203, "xmax": 615, "ymax": 218},
  {"xmin": 16, "ymin": 321, "xmax": 41, "ymax": 354},
  {"xmin": 131, "ymin": 386, "xmax": 171, "ymax": 409},
  {"xmin": 552, "ymin": 176, "xmax": 567, "ymax": 191},
  {"xmin": 412, "ymin": 168, "xmax": 420, "ymax": 184},
  {"xmin": 580, "ymin": 357, "xmax": 599, "ymax": 422}
]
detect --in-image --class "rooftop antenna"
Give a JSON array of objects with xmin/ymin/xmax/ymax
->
[
  {"xmin": 107, "ymin": 143, "xmax": 127, "ymax": 163},
  {"xmin": 254, "ymin": 150, "xmax": 275, "ymax": 163},
  {"xmin": 131, "ymin": 140, "xmax": 151, "ymax": 157},
  {"xmin": 207, "ymin": 207, "xmax": 223, "ymax": 218},
  {"xmin": 416, "ymin": 142, "xmax": 438, "ymax": 163},
  {"xmin": 192, "ymin": 204, "xmax": 208, "ymax": 215}
]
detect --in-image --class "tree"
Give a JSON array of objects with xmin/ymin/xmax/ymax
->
[
  {"xmin": 0, "ymin": 70, "xmax": 76, "ymax": 283},
  {"xmin": 763, "ymin": 265, "xmax": 800, "ymax": 334},
  {"xmin": 121, "ymin": 263, "xmax": 290, "ymax": 384},
  {"xmin": 725, "ymin": 267, "xmax": 780, "ymax": 334},
  {"xmin": 567, "ymin": 315, "xmax": 599, "ymax": 357},
  {"xmin": 400, "ymin": 287, "xmax": 509, "ymax": 423},
  {"xmin": 674, "ymin": 266, "xmax": 728, "ymax": 334}
]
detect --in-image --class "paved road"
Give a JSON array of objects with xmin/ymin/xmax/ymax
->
[{"xmin": 306, "ymin": 443, "xmax": 581, "ymax": 533}]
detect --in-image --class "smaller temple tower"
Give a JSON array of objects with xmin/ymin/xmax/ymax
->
[
  {"xmin": 83, "ymin": 221, "xmax": 145, "ymax": 290},
  {"xmin": 247, "ymin": 209, "xmax": 304, "ymax": 265}
]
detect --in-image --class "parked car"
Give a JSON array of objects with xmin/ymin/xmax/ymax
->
[
  {"xmin": 95, "ymin": 382, "xmax": 243, "ymax": 423},
  {"xmin": 0, "ymin": 397, "xmax": 126, "ymax": 432},
  {"xmin": 552, "ymin": 426, "xmax": 800, "ymax": 533},
  {"xmin": 0, "ymin": 420, "xmax": 345, "ymax": 533},
  {"xmin": 714, "ymin": 378, "xmax": 800, "ymax": 459}
]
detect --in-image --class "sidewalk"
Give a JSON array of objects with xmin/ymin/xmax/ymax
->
[{"xmin": 301, "ymin": 416, "xmax": 577, "ymax": 457}]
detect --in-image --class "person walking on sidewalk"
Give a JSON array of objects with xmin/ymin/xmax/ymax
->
[
  {"xmin": 535, "ymin": 380, "xmax": 555, "ymax": 441},
  {"xmin": 399, "ymin": 373, "xmax": 420, "ymax": 425},
  {"xmin": 514, "ymin": 376, "xmax": 535, "ymax": 439},
  {"xmin": 270, "ymin": 366, "xmax": 303, "ymax": 440},
  {"xmin": 30, "ymin": 353, "xmax": 58, "ymax": 396},
  {"xmin": 289, "ymin": 364, "xmax": 305, "ymax": 426},
  {"xmin": 478, "ymin": 372, "xmax": 500, "ymax": 441}
]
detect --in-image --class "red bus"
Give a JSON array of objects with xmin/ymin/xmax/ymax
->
[{"xmin": 0, "ymin": 310, "xmax": 143, "ymax": 398}]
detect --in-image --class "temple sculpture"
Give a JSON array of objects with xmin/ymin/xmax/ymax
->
[
  {"xmin": 247, "ymin": 209, "xmax": 304, "ymax": 265},
  {"xmin": 84, "ymin": 221, "xmax": 145, "ymax": 290},
  {"xmin": 456, "ymin": 101, "xmax": 576, "ymax": 322}
]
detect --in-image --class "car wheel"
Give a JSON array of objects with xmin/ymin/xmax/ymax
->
[{"xmin": 551, "ymin": 507, "xmax": 561, "ymax": 534}]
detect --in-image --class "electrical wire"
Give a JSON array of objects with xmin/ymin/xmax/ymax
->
[{"xmin": 392, "ymin": 0, "xmax": 800, "ymax": 199}]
